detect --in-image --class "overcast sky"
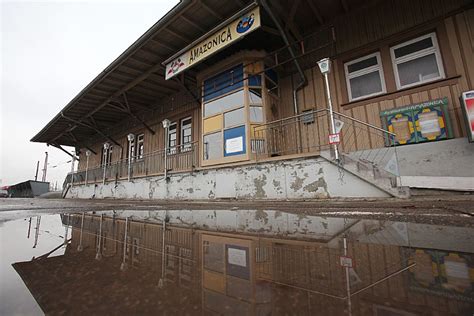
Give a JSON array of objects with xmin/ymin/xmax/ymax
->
[{"xmin": 1, "ymin": 0, "xmax": 177, "ymax": 188}]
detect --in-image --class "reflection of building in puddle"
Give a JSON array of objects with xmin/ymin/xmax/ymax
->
[{"xmin": 12, "ymin": 212, "xmax": 474, "ymax": 315}]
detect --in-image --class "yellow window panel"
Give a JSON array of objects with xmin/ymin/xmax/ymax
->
[
  {"xmin": 203, "ymin": 115, "xmax": 222, "ymax": 134},
  {"xmin": 250, "ymin": 124, "xmax": 265, "ymax": 138}
]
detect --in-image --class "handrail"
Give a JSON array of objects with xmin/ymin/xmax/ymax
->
[
  {"xmin": 253, "ymin": 107, "xmax": 396, "ymax": 137},
  {"xmin": 332, "ymin": 110, "xmax": 396, "ymax": 136},
  {"xmin": 253, "ymin": 108, "xmax": 328, "ymax": 128}
]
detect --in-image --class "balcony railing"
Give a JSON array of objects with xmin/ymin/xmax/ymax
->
[
  {"xmin": 66, "ymin": 142, "xmax": 198, "ymax": 186},
  {"xmin": 252, "ymin": 108, "xmax": 399, "ymax": 175}
]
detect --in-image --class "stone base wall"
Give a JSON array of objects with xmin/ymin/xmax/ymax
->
[{"xmin": 68, "ymin": 157, "xmax": 389, "ymax": 200}]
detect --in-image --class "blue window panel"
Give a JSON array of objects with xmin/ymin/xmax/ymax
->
[
  {"xmin": 248, "ymin": 74, "xmax": 262, "ymax": 86},
  {"xmin": 224, "ymin": 125, "xmax": 246, "ymax": 157},
  {"xmin": 204, "ymin": 64, "xmax": 243, "ymax": 102}
]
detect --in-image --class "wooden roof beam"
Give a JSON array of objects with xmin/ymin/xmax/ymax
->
[
  {"xmin": 59, "ymin": 112, "xmax": 121, "ymax": 147},
  {"xmin": 199, "ymin": 1, "xmax": 223, "ymax": 20},
  {"xmin": 148, "ymin": 38, "xmax": 180, "ymax": 52},
  {"xmin": 163, "ymin": 27, "xmax": 192, "ymax": 44},
  {"xmin": 180, "ymin": 14, "xmax": 206, "ymax": 33}
]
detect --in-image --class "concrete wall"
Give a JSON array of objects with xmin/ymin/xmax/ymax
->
[
  {"xmin": 347, "ymin": 137, "xmax": 474, "ymax": 191},
  {"xmin": 68, "ymin": 157, "xmax": 389, "ymax": 200}
]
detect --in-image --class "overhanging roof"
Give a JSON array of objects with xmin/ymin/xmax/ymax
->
[
  {"xmin": 31, "ymin": 0, "xmax": 373, "ymax": 148},
  {"xmin": 31, "ymin": 0, "xmax": 255, "ymax": 147}
]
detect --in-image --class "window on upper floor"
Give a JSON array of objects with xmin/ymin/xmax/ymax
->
[
  {"xmin": 390, "ymin": 32, "xmax": 445, "ymax": 90},
  {"xmin": 181, "ymin": 117, "xmax": 192, "ymax": 152},
  {"xmin": 345, "ymin": 52, "xmax": 386, "ymax": 101},
  {"xmin": 168, "ymin": 123, "xmax": 177, "ymax": 155},
  {"xmin": 136, "ymin": 134, "xmax": 144, "ymax": 159}
]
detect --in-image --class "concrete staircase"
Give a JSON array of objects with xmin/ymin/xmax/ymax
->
[{"xmin": 320, "ymin": 151, "xmax": 410, "ymax": 198}]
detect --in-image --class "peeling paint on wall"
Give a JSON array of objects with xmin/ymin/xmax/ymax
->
[{"xmin": 68, "ymin": 157, "xmax": 389, "ymax": 200}]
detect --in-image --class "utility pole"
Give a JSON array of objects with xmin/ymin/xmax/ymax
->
[
  {"xmin": 41, "ymin": 152, "xmax": 48, "ymax": 182},
  {"xmin": 34, "ymin": 161, "xmax": 40, "ymax": 181}
]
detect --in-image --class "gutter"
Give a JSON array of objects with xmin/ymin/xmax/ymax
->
[{"xmin": 31, "ymin": 0, "xmax": 193, "ymax": 143}]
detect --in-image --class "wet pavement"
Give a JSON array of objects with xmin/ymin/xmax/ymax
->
[{"xmin": 1, "ymin": 205, "xmax": 473, "ymax": 315}]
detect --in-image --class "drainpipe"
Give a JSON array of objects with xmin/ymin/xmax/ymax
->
[
  {"xmin": 260, "ymin": 0, "xmax": 306, "ymax": 90},
  {"xmin": 260, "ymin": 0, "xmax": 307, "ymax": 151}
]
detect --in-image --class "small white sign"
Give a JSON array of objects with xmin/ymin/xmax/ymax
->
[
  {"xmin": 334, "ymin": 119, "xmax": 344, "ymax": 134},
  {"xmin": 226, "ymin": 136, "xmax": 243, "ymax": 154},
  {"xmin": 228, "ymin": 248, "xmax": 247, "ymax": 267},
  {"xmin": 340, "ymin": 256, "xmax": 353, "ymax": 268},
  {"xmin": 329, "ymin": 133, "xmax": 340, "ymax": 145}
]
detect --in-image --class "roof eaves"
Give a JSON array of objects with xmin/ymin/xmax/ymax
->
[{"xmin": 31, "ymin": 0, "xmax": 193, "ymax": 143}]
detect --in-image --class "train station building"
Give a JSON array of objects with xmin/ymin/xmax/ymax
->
[{"xmin": 31, "ymin": 0, "xmax": 474, "ymax": 199}]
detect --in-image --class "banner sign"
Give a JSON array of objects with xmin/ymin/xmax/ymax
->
[
  {"xmin": 165, "ymin": 6, "xmax": 261, "ymax": 80},
  {"xmin": 380, "ymin": 97, "xmax": 453, "ymax": 145}
]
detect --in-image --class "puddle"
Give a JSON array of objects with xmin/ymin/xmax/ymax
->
[{"xmin": 1, "ymin": 210, "xmax": 473, "ymax": 315}]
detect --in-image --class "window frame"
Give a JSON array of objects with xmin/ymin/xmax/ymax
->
[
  {"xmin": 390, "ymin": 32, "xmax": 445, "ymax": 90},
  {"xmin": 344, "ymin": 52, "xmax": 387, "ymax": 102},
  {"xmin": 167, "ymin": 122, "xmax": 177, "ymax": 154},
  {"xmin": 136, "ymin": 134, "xmax": 144, "ymax": 160},
  {"xmin": 180, "ymin": 117, "xmax": 192, "ymax": 151}
]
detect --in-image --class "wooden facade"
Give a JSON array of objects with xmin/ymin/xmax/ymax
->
[{"xmin": 72, "ymin": 1, "xmax": 473, "ymax": 183}]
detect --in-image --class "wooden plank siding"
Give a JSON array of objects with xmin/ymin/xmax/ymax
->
[
  {"xmin": 77, "ymin": 4, "xmax": 473, "ymax": 173},
  {"xmin": 273, "ymin": 7, "xmax": 474, "ymax": 156}
]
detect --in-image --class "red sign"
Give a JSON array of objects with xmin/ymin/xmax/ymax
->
[{"xmin": 329, "ymin": 133, "xmax": 340, "ymax": 145}]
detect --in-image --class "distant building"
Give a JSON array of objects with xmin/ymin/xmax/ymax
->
[
  {"xmin": 31, "ymin": 0, "xmax": 474, "ymax": 199},
  {"xmin": 8, "ymin": 180, "xmax": 49, "ymax": 198}
]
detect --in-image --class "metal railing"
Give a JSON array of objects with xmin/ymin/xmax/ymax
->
[
  {"xmin": 66, "ymin": 142, "xmax": 198, "ymax": 186},
  {"xmin": 252, "ymin": 108, "xmax": 399, "ymax": 175}
]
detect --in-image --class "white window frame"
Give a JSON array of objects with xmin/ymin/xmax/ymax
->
[
  {"xmin": 136, "ymin": 134, "xmax": 144, "ymax": 160},
  {"xmin": 180, "ymin": 117, "xmax": 192, "ymax": 151},
  {"xmin": 390, "ymin": 32, "xmax": 445, "ymax": 90},
  {"xmin": 168, "ymin": 122, "xmax": 177, "ymax": 155},
  {"xmin": 344, "ymin": 52, "xmax": 386, "ymax": 102}
]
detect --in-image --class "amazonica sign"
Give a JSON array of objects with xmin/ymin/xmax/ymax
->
[{"xmin": 165, "ymin": 6, "xmax": 261, "ymax": 80}]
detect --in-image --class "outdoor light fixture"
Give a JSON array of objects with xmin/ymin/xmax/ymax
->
[
  {"xmin": 317, "ymin": 57, "xmax": 339, "ymax": 161},
  {"xmin": 103, "ymin": 142, "xmax": 110, "ymax": 150},
  {"xmin": 127, "ymin": 133, "xmax": 135, "ymax": 142},
  {"xmin": 85, "ymin": 150, "xmax": 91, "ymax": 157},
  {"xmin": 317, "ymin": 57, "xmax": 331, "ymax": 74},
  {"xmin": 162, "ymin": 119, "xmax": 170, "ymax": 129}
]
